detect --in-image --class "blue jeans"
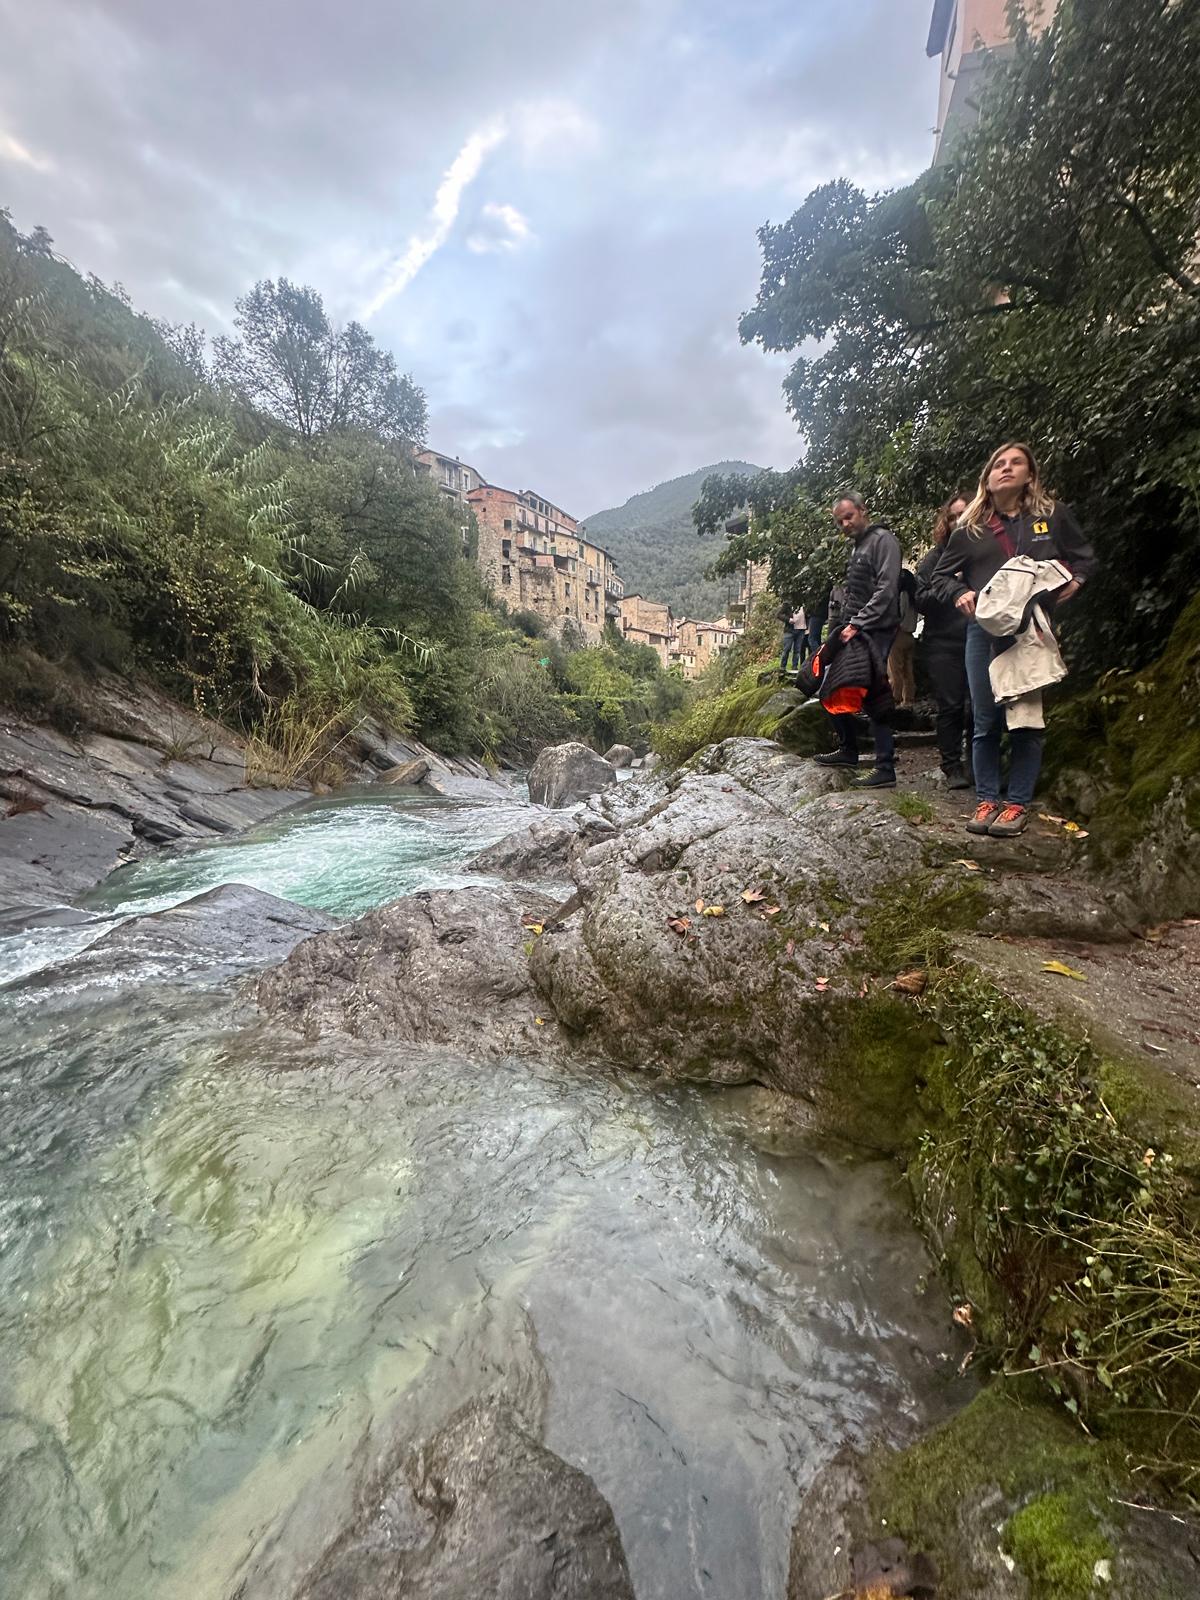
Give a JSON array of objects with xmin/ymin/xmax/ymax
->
[
  {"xmin": 965, "ymin": 621, "xmax": 1044, "ymax": 806},
  {"xmin": 780, "ymin": 630, "xmax": 806, "ymax": 670}
]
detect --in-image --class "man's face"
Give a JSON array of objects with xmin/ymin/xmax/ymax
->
[{"xmin": 833, "ymin": 500, "xmax": 869, "ymax": 538}]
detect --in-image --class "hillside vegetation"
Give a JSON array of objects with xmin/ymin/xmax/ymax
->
[
  {"xmin": 0, "ymin": 212, "xmax": 681, "ymax": 771},
  {"xmin": 585, "ymin": 461, "xmax": 764, "ymax": 619}
]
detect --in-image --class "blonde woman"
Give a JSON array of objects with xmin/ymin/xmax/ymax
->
[{"xmin": 929, "ymin": 443, "xmax": 1095, "ymax": 837}]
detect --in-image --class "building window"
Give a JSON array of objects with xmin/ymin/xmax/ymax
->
[
  {"xmin": 502, "ymin": 565, "xmax": 511, "ymax": 585},
  {"xmin": 503, "ymin": 518, "xmax": 512, "ymax": 530},
  {"xmin": 565, "ymin": 583, "xmax": 571, "ymax": 596},
  {"xmin": 502, "ymin": 539, "xmax": 511, "ymax": 557}
]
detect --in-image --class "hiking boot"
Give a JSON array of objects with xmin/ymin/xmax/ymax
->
[
  {"xmin": 988, "ymin": 803, "xmax": 1029, "ymax": 838},
  {"xmin": 942, "ymin": 761, "xmax": 971, "ymax": 791},
  {"xmin": 813, "ymin": 749, "xmax": 859, "ymax": 767},
  {"xmin": 966, "ymin": 800, "xmax": 1002, "ymax": 835},
  {"xmin": 851, "ymin": 767, "xmax": 897, "ymax": 789}
]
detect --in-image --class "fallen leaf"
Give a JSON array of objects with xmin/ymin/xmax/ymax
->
[
  {"xmin": 891, "ymin": 969, "xmax": 928, "ymax": 996},
  {"xmin": 534, "ymin": 1017, "xmax": 545, "ymax": 1026},
  {"xmin": 521, "ymin": 912, "xmax": 544, "ymax": 928},
  {"xmin": 525, "ymin": 922, "xmax": 544, "ymax": 936},
  {"xmin": 695, "ymin": 897, "xmax": 705, "ymax": 914},
  {"xmin": 1042, "ymin": 960, "xmax": 1088, "ymax": 981},
  {"xmin": 1144, "ymin": 1043, "xmax": 1169, "ymax": 1055},
  {"xmin": 702, "ymin": 904, "xmax": 725, "ymax": 917},
  {"xmin": 952, "ymin": 1302, "xmax": 974, "ymax": 1329},
  {"xmin": 952, "ymin": 858, "xmax": 982, "ymax": 872},
  {"xmin": 817, "ymin": 920, "xmax": 831, "ymax": 933},
  {"xmin": 815, "ymin": 977, "xmax": 830, "ymax": 992},
  {"xmin": 1142, "ymin": 1148, "xmax": 1156, "ymax": 1168},
  {"xmin": 666, "ymin": 916, "xmax": 691, "ymax": 938},
  {"xmin": 741, "ymin": 884, "xmax": 768, "ymax": 904},
  {"xmin": 763, "ymin": 905, "xmax": 782, "ymax": 917},
  {"xmin": 858, "ymin": 978, "xmax": 870, "ymax": 998},
  {"xmin": 785, "ymin": 939, "xmax": 796, "ymax": 957}
]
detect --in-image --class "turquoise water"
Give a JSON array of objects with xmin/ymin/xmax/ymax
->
[{"xmin": 0, "ymin": 783, "xmax": 962, "ymax": 1599}]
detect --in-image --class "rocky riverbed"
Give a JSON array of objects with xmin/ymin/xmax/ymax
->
[{"xmin": 3, "ymin": 725, "xmax": 1199, "ymax": 1598}]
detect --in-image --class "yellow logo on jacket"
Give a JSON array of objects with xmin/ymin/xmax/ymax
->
[{"xmin": 1032, "ymin": 520, "xmax": 1050, "ymax": 535}]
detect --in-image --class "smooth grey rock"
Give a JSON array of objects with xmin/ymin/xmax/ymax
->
[
  {"xmin": 291, "ymin": 1398, "xmax": 634, "ymax": 1600},
  {"xmin": 603, "ymin": 743, "xmax": 634, "ymax": 768},
  {"xmin": 466, "ymin": 818, "xmax": 576, "ymax": 880},
  {"xmin": 380, "ymin": 757, "xmax": 431, "ymax": 786},
  {"xmin": 527, "ymin": 742, "xmax": 617, "ymax": 809},
  {"xmin": 257, "ymin": 885, "xmax": 561, "ymax": 1055},
  {"xmin": 0, "ymin": 707, "xmax": 304, "ymax": 915},
  {"xmin": 529, "ymin": 738, "xmax": 927, "ymax": 1103}
]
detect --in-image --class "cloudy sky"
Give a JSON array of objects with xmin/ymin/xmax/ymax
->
[{"xmin": 0, "ymin": 0, "xmax": 939, "ymax": 514}]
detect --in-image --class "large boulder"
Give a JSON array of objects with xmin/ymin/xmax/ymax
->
[
  {"xmin": 466, "ymin": 817, "xmax": 579, "ymax": 880},
  {"xmin": 603, "ymin": 743, "xmax": 634, "ymax": 768},
  {"xmin": 256, "ymin": 884, "xmax": 563, "ymax": 1055},
  {"xmin": 290, "ymin": 1398, "xmax": 635, "ymax": 1600},
  {"xmin": 527, "ymin": 742, "xmax": 617, "ymax": 809},
  {"xmin": 528, "ymin": 738, "xmax": 929, "ymax": 1104}
]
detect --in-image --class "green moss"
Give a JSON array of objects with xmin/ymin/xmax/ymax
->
[
  {"xmin": 1004, "ymin": 1491, "xmax": 1113, "ymax": 1600},
  {"xmin": 1043, "ymin": 590, "xmax": 1200, "ymax": 863},
  {"xmin": 861, "ymin": 872, "xmax": 987, "ymax": 972},
  {"xmin": 1097, "ymin": 1055, "xmax": 1200, "ymax": 1182},
  {"xmin": 891, "ymin": 791, "xmax": 936, "ymax": 824},
  {"xmin": 868, "ymin": 1389, "xmax": 1118, "ymax": 1600},
  {"xmin": 815, "ymin": 993, "xmax": 943, "ymax": 1153}
]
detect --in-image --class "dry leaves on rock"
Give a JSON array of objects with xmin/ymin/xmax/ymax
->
[
  {"xmin": 1042, "ymin": 959, "xmax": 1088, "ymax": 981},
  {"xmin": 891, "ymin": 969, "xmax": 927, "ymax": 997},
  {"xmin": 741, "ymin": 884, "xmax": 768, "ymax": 903},
  {"xmin": 701, "ymin": 904, "xmax": 725, "ymax": 917},
  {"xmin": 666, "ymin": 915, "xmax": 691, "ymax": 938},
  {"xmin": 952, "ymin": 858, "xmax": 982, "ymax": 872}
]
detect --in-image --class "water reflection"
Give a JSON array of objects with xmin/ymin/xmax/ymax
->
[{"xmin": 0, "ymin": 782, "xmax": 963, "ymax": 1600}]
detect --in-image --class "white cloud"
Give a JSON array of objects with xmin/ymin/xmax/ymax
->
[
  {"xmin": 359, "ymin": 120, "xmax": 506, "ymax": 318},
  {"xmin": 466, "ymin": 201, "xmax": 534, "ymax": 255},
  {"xmin": 0, "ymin": 128, "xmax": 54, "ymax": 172},
  {"xmin": 515, "ymin": 97, "xmax": 601, "ymax": 164}
]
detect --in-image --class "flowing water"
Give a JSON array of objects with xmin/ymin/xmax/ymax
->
[{"xmin": 0, "ymin": 783, "xmax": 963, "ymax": 1600}]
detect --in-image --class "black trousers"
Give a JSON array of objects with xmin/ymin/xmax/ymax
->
[{"xmin": 923, "ymin": 630, "xmax": 971, "ymax": 769}]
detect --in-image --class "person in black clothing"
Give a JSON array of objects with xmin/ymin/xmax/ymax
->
[
  {"xmin": 929, "ymin": 442, "xmax": 1096, "ymax": 837},
  {"xmin": 813, "ymin": 492, "xmax": 901, "ymax": 789},
  {"xmin": 916, "ymin": 493, "xmax": 971, "ymax": 790}
]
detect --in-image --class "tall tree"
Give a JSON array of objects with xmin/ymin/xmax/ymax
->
[
  {"xmin": 213, "ymin": 278, "xmax": 427, "ymax": 445},
  {"xmin": 704, "ymin": 0, "xmax": 1200, "ymax": 670}
]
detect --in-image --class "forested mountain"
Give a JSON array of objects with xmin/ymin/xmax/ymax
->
[{"xmin": 584, "ymin": 461, "xmax": 766, "ymax": 619}]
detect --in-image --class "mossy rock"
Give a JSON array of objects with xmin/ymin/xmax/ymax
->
[{"xmin": 1043, "ymin": 591, "xmax": 1200, "ymax": 920}]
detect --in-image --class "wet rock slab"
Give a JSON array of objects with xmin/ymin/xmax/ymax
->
[
  {"xmin": 257, "ymin": 884, "xmax": 562, "ymax": 1055},
  {"xmin": 16, "ymin": 884, "xmax": 337, "ymax": 996},
  {"xmin": 288, "ymin": 1398, "xmax": 634, "ymax": 1600}
]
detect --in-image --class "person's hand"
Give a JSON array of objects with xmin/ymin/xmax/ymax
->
[
  {"xmin": 955, "ymin": 590, "xmax": 977, "ymax": 617},
  {"xmin": 839, "ymin": 624, "xmax": 858, "ymax": 642},
  {"xmin": 1055, "ymin": 580, "xmax": 1081, "ymax": 606}
]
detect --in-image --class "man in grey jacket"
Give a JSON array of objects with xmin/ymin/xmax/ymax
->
[{"xmin": 814, "ymin": 492, "xmax": 901, "ymax": 788}]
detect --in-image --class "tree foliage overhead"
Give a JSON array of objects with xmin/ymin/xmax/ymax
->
[
  {"xmin": 213, "ymin": 278, "xmax": 427, "ymax": 445},
  {"xmin": 698, "ymin": 0, "xmax": 1200, "ymax": 668}
]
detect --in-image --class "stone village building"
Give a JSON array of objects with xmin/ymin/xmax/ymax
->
[
  {"xmin": 417, "ymin": 446, "xmax": 743, "ymax": 665},
  {"xmin": 416, "ymin": 447, "xmax": 623, "ymax": 646}
]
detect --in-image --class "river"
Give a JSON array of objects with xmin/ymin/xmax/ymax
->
[{"xmin": 0, "ymin": 781, "xmax": 961, "ymax": 1599}]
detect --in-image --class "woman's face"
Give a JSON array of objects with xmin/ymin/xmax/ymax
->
[
  {"xmin": 949, "ymin": 496, "xmax": 967, "ymax": 523},
  {"xmin": 987, "ymin": 448, "xmax": 1032, "ymax": 497}
]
